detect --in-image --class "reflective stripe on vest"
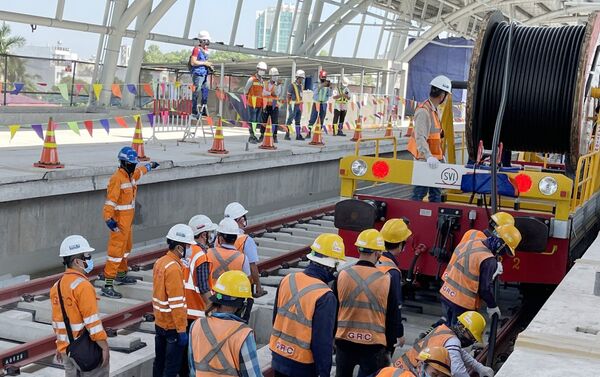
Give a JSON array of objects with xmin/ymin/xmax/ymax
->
[
  {"xmin": 184, "ymin": 246, "xmax": 209, "ymax": 318},
  {"xmin": 269, "ymin": 272, "xmax": 330, "ymax": 363},
  {"xmin": 395, "ymin": 324, "xmax": 454, "ymax": 371},
  {"xmin": 234, "ymin": 234, "xmax": 248, "ymax": 254},
  {"xmin": 377, "ymin": 255, "xmax": 400, "ymax": 274},
  {"xmin": 335, "ymin": 85, "xmax": 349, "ymax": 104},
  {"xmin": 208, "ymin": 248, "xmax": 245, "ymax": 285},
  {"xmin": 377, "ymin": 367, "xmax": 415, "ymax": 377},
  {"xmin": 292, "ymin": 83, "xmax": 301, "ymax": 102},
  {"xmin": 248, "ymin": 76, "xmax": 264, "ymax": 108},
  {"xmin": 407, "ymin": 100, "xmax": 443, "ymax": 160},
  {"xmin": 440, "ymin": 240, "xmax": 494, "ymax": 309}
]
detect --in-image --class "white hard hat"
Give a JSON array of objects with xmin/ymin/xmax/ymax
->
[
  {"xmin": 430, "ymin": 75, "xmax": 452, "ymax": 93},
  {"xmin": 257, "ymin": 61, "xmax": 268, "ymax": 71},
  {"xmin": 195, "ymin": 30, "xmax": 211, "ymax": 41},
  {"xmin": 188, "ymin": 215, "xmax": 218, "ymax": 236},
  {"xmin": 269, "ymin": 67, "xmax": 279, "ymax": 76},
  {"xmin": 342, "ymin": 77, "xmax": 350, "ymax": 86},
  {"xmin": 166, "ymin": 224, "xmax": 197, "ymax": 245},
  {"xmin": 60, "ymin": 235, "xmax": 95, "ymax": 257},
  {"xmin": 295, "ymin": 69, "xmax": 305, "ymax": 78},
  {"xmin": 224, "ymin": 202, "xmax": 248, "ymax": 220},
  {"xmin": 217, "ymin": 218, "xmax": 242, "ymax": 235}
]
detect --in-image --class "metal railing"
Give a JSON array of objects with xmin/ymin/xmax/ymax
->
[{"xmin": 571, "ymin": 149, "xmax": 600, "ymax": 211}]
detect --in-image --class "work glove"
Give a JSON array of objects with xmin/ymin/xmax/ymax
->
[
  {"xmin": 105, "ymin": 218, "xmax": 119, "ymax": 232},
  {"xmin": 477, "ymin": 365, "xmax": 495, "ymax": 377},
  {"xmin": 177, "ymin": 332, "xmax": 189, "ymax": 347},
  {"xmin": 151, "ymin": 161, "xmax": 160, "ymax": 169},
  {"xmin": 492, "ymin": 261, "xmax": 503, "ymax": 280},
  {"xmin": 426, "ymin": 156, "xmax": 440, "ymax": 169},
  {"xmin": 486, "ymin": 306, "xmax": 501, "ymax": 319}
]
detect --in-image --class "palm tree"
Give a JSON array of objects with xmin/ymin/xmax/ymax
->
[
  {"xmin": 0, "ymin": 22, "xmax": 39, "ymax": 93},
  {"xmin": 0, "ymin": 22, "xmax": 25, "ymax": 54}
]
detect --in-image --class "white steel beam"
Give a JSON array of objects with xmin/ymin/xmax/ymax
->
[
  {"xmin": 268, "ymin": 0, "xmax": 283, "ymax": 51},
  {"xmin": 55, "ymin": 0, "xmax": 65, "ymax": 21},
  {"xmin": 229, "ymin": 0, "xmax": 244, "ymax": 46},
  {"xmin": 183, "ymin": 0, "xmax": 196, "ymax": 39},
  {"xmin": 353, "ymin": 13, "xmax": 366, "ymax": 58},
  {"xmin": 292, "ymin": 0, "xmax": 313, "ymax": 53},
  {"xmin": 287, "ymin": 0, "xmax": 301, "ymax": 53},
  {"xmin": 524, "ymin": 4, "xmax": 600, "ymax": 24},
  {"xmin": 310, "ymin": 0, "xmax": 325, "ymax": 34}
]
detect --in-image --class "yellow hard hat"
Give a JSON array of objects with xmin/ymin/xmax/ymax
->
[
  {"xmin": 418, "ymin": 346, "xmax": 451, "ymax": 376},
  {"xmin": 212, "ymin": 270, "xmax": 252, "ymax": 299},
  {"xmin": 457, "ymin": 311, "xmax": 486, "ymax": 343},
  {"xmin": 495, "ymin": 224, "xmax": 522, "ymax": 256},
  {"xmin": 380, "ymin": 218, "xmax": 412, "ymax": 244},
  {"xmin": 355, "ymin": 229, "xmax": 385, "ymax": 251},
  {"xmin": 308, "ymin": 233, "xmax": 346, "ymax": 268},
  {"xmin": 490, "ymin": 212, "xmax": 514, "ymax": 228}
]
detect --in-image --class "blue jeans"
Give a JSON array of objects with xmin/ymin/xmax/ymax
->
[
  {"xmin": 191, "ymin": 74, "xmax": 208, "ymax": 115},
  {"xmin": 412, "ymin": 185, "xmax": 442, "ymax": 203},
  {"xmin": 286, "ymin": 105, "xmax": 302, "ymax": 126},
  {"xmin": 308, "ymin": 103, "xmax": 328, "ymax": 133},
  {"xmin": 248, "ymin": 107, "xmax": 262, "ymax": 136},
  {"xmin": 153, "ymin": 325, "xmax": 185, "ymax": 377}
]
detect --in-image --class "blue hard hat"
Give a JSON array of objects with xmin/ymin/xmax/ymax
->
[{"xmin": 118, "ymin": 146, "xmax": 138, "ymax": 164}]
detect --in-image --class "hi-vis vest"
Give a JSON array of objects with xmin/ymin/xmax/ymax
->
[
  {"xmin": 183, "ymin": 245, "xmax": 210, "ymax": 319},
  {"xmin": 336, "ymin": 265, "xmax": 390, "ymax": 346},
  {"xmin": 440, "ymin": 239, "xmax": 494, "ymax": 309},
  {"xmin": 377, "ymin": 254, "xmax": 400, "ymax": 275},
  {"xmin": 190, "ymin": 316, "xmax": 253, "ymax": 376},
  {"xmin": 234, "ymin": 234, "xmax": 248, "ymax": 254},
  {"xmin": 393, "ymin": 324, "xmax": 454, "ymax": 372},
  {"xmin": 443, "ymin": 230, "xmax": 487, "ymax": 283},
  {"xmin": 207, "ymin": 247, "xmax": 246, "ymax": 287},
  {"xmin": 269, "ymin": 272, "xmax": 331, "ymax": 363},
  {"xmin": 377, "ymin": 367, "xmax": 415, "ymax": 377},
  {"xmin": 247, "ymin": 75, "xmax": 264, "ymax": 108},
  {"xmin": 407, "ymin": 100, "xmax": 443, "ymax": 160},
  {"xmin": 335, "ymin": 85, "xmax": 349, "ymax": 104}
]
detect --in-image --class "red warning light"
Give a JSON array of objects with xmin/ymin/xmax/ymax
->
[
  {"xmin": 372, "ymin": 161, "xmax": 390, "ymax": 179},
  {"xmin": 514, "ymin": 173, "xmax": 532, "ymax": 193}
]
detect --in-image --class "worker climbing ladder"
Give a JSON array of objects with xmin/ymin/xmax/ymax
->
[{"xmin": 180, "ymin": 104, "xmax": 214, "ymax": 143}]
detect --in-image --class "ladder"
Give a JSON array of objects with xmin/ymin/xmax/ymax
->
[{"xmin": 180, "ymin": 104, "xmax": 214, "ymax": 143}]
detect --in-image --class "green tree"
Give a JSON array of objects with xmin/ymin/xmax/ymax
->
[
  {"xmin": 0, "ymin": 22, "xmax": 25, "ymax": 54},
  {"xmin": 143, "ymin": 44, "xmax": 252, "ymax": 64},
  {"xmin": 0, "ymin": 22, "xmax": 40, "ymax": 91}
]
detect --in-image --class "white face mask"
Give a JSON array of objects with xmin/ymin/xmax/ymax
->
[
  {"xmin": 272, "ymin": 76, "xmax": 279, "ymax": 82},
  {"xmin": 184, "ymin": 246, "xmax": 192, "ymax": 259},
  {"xmin": 258, "ymin": 70, "xmax": 266, "ymax": 77}
]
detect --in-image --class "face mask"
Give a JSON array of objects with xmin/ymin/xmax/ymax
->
[
  {"xmin": 83, "ymin": 259, "xmax": 94, "ymax": 274},
  {"xmin": 258, "ymin": 70, "xmax": 266, "ymax": 76},
  {"xmin": 208, "ymin": 231, "xmax": 216, "ymax": 247},
  {"xmin": 184, "ymin": 246, "xmax": 192, "ymax": 259},
  {"xmin": 272, "ymin": 76, "xmax": 279, "ymax": 82},
  {"xmin": 320, "ymin": 78, "xmax": 326, "ymax": 83},
  {"xmin": 123, "ymin": 162, "xmax": 137, "ymax": 174}
]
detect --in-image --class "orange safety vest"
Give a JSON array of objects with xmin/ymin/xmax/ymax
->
[
  {"xmin": 50, "ymin": 269, "xmax": 107, "ymax": 354},
  {"xmin": 234, "ymin": 234, "xmax": 249, "ymax": 254},
  {"xmin": 247, "ymin": 74, "xmax": 264, "ymax": 108},
  {"xmin": 183, "ymin": 245, "xmax": 211, "ymax": 319},
  {"xmin": 264, "ymin": 81, "xmax": 280, "ymax": 108},
  {"xmin": 152, "ymin": 251, "xmax": 188, "ymax": 333},
  {"xmin": 439, "ymin": 239, "xmax": 495, "ymax": 310},
  {"xmin": 377, "ymin": 367, "xmax": 415, "ymax": 377},
  {"xmin": 393, "ymin": 324, "xmax": 455, "ymax": 372},
  {"xmin": 207, "ymin": 246, "xmax": 246, "ymax": 286},
  {"xmin": 269, "ymin": 272, "xmax": 331, "ymax": 363},
  {"xmin": 103, "ymin": 166, "xmax": 148, "ymax": 223},
  {"xmin": 377, "ymin": 254, "xmax": 400, "ymax": 275},
  {"xmin": 336, "ymin": 265, "xmax": 390, "ymax": 346},
  {"xmin": 407, "ymin": 100, "xmax": 443, "ymax": 160},
  {"xmin": 190, "ymin": 316, "xmax": 253, "ymax": 376},
  {"xmin": 442, "ymin": 230, "xmax": 487, "ymax": 283}
]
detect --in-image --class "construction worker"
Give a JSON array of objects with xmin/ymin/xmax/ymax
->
[
  {"xmin": 102, "ymin": 146, "xmax": 159, "ymax": 299},
  {"xmin": 51, "ymin": 235, "xmax": 109, "ymax": 377},
  {"xmin": 307, "ymin": 70, "xmax": 332, "ymax": 138},
  {"xmin": 224, "ymin": 202, "xmax": 265, "ymax": 297},
  {"xmin": 270, "ymin": 233, "xmax": 346, "ymax": 377},
  {"xmin": 180, "ymin": 215, "xmax": 218, "ymax": 377},
  {"xmin": 152, "ymin": 224, "xmax": 195, "ymax": 377},
  {"xmin": 332, "ymin": 77, "xmax": 350, "ymax": 136},
  {"xmin": 379, "ymin": 347, "xmax": 451, "ymax": 377},
  {"xmin": 285, "ymin": 69, "xmax": 306, "ymax": 141},
  {"xmin": 440, "ymin": 225, "xmax": 521, "ymax": 326},
  {"xmin": 393, "ymin": 312, "xmax": 493, "ymax": 377},
  {"xmin": 261, "ymin": 67, "xmax": 283, "ymax": 143},
  {"xmin": 408, "ymin": 75, "xmax": 452, "ymax": 203},
  {"xmin": 207, "ymin": 218, "xmax": 251, "ymax": 286},
  {"xmin": 245, "ymin": 61, "xmax": 267, "ymax": 144},
  {"xmin": 190, "ymin": 30, "xmax": 213, "ymax": 118},
  {"xmin": 460, "ymin": 211, "xmax": 515, "ymax": 243},
  {"xmin": 189, "ymin": 270, "xmax": 261, "ymax": 376},
  {"xmin": 335, "ymin": 229, "xmax": 403, "ymax": 377}
]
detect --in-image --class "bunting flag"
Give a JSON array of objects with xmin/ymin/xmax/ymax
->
[
  {"xmin": 93, "ymin": 84, "xmax": 102, "ymax": 101},
  {"xmin": 147, "ymin": 113, "xmax": 155, "ymax": 127},
  {"xmin": 10, "ymin": 83, "xmax": 24, "ymax": 95},
  {"xmin": 67, "ymin": 121, "xmax": 80, "ymax": 135},
  {"xmin": 57, "ymin": 83, "xmax": 69, "ymax": 101},
  {"xmin": 142, "ymin": 83, "xmax": 154, "ymax": 97},
  {"xmin": 75, "ymin": 83, "xmax": 84, "ymax": 95},
  {"xmin": 37, "ymin": 82, "xmax": 48, "ymax": 87},
  {"xmin": 127, "ymin": 84, "xmax": 137, "ymax": 95},
  {"xmin": 84, "ymin": 120, "xmax": 93, "ymax": 136},
  {"xmin": 133, "ymin": 114, "xmax": 140, "ymax": 123},
  {"xmin": 241, "ymin": 121, "xmax": 249, "ymax": 129},
  {"xmin": 206, "ymin": 117, "xmax": 213, "ymax": 126},
  {"xmin": 251, "ymin": 122, "xmax": 257, "ymax": 135},
  {"xmin": 115, "ymin": 116, "xmax": 127, "ymax": 128},
  {"xmin": 111, "ymin": 84, "xmax": 122, "ymax": 98},
  {"xmin": 175, "ymin": 81, "xmax": 181, "ymax": 88},
  {"xmin": 31, "ymin": 124, "xmax": 44, "ymax": 140},
  {"xmin": 100, "ymin": 119, "xmax": 110, "ymax": 134},
  {"xmin": 9, "ymin": 125, "xmax": 20, "ymax": 140}
]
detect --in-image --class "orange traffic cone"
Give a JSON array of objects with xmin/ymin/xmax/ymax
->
[
  {"xmin": 405, "ymin": 116, "xmax": 414, "ymax": 137},
  {"xmin": 350, "ymin": 117, "xmax": 363, "ymax": 142},
  {"xmin": 384, "ymin": 116, "xmax": 393, "ymax": 137},
  {"xmin": 259, "ymin": 116, "xmax": 277, "ymax": 150},
  {"xmin": 131, "ymin": 117, "xmax": 150, "ymax": 161},
  {"xmin": 34, "ymin": 117, "xmax": 64, "ymax": 169},
  {"xmin": 309, "ymin": 118, "xmax": 325, "ymax": 146},
  {"xmin": 208, "ymin": 117, "xmax": 229, "ymax": 154}
]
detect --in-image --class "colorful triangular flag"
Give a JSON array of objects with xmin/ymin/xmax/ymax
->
[
  {"xmin": 57, "ymin": 83, "xmax": 69, "ymax": 101},
  {"xmin": 67, "ymin": 121, "xmax": 80, "ymax": 135},
  {"xmin": 100, "ymin": 119, "xmax": 110, "ymax": 134},
  {"xmin": 84, "ymin": 120, "xmax": 93, "ymax": 136},
  {"xmin": 111, "ymin": 84, "xmax": 122, "ymax": 98},
  {"xmin": 9, "ymin": 124, "xmax": 20, "ymax": 140},
  {"xmin": 127, "ymin": 84, "xmax": 137, "ymax": 95},
  {"xmin": 93, "ymin": 84, "xmax": 102, "ymax": 101},
  {"xmin": 115, "ymin": 116, "xmax": 127, "ymax": 128},
  {"xmin": 31, "ymin": 124, "xmax": 44, "ymax": 140}
]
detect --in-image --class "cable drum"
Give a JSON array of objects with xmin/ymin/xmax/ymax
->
[{"xmin": 466, "ymin": 11, "xmax": 600, "ymax": 173}]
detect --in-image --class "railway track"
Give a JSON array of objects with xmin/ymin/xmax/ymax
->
[{"xmin": 0, "ymin": 203, "xmax": 527, "ymax": 376}]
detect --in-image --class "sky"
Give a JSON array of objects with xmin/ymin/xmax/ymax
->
[{"xmin": 2, "ymin": 0, "xmax": 389, "ymax": 60}]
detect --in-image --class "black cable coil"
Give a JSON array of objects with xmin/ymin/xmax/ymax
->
[{"xmin": 471, "ymin": 22, "xmax": 586, "ymax": 155}]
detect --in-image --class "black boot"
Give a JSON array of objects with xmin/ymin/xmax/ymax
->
[
  {"xmin": 284, "ymin": 132, "xmax": 291, "ymax": 140},
  {"xmin": 273, "ymin": 135, "xmax": 278, "ymax": 143}
]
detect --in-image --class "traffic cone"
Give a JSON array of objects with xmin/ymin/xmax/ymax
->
[
  {"xmin": 405, "ymin": 116, "xmax": 414, "ymax": 137},
  {"xmin": 309, "ymin": 118, "xmax": 325, "ymax": 146},
  {"xmin": 131, "ymin": 117, "xmax": 150, "ymax": 161},
  {"xmin": 33, "ymin": 117, "xmax": 64, "ymax": 169},
  {"xmin": 384, "ymin": 116, "xmax": 393, "ymax": 137},
  {"xmin": 350, "ymin": 117, "xmax": 363, "ymax": 142},
  {"xmin": 208, "ymin": 117, "xmax": 229, "ymax": 154},
  {"xmin": 259, "ymin": 116, "xmax": 277, "ymax": 150}
]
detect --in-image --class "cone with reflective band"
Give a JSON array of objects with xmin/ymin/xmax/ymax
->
[
  {"xmin": 384, "ymin": 116, "xmax": 393, "ymax": 137},
  {"xmin": 34, "ymin": 117, "xmax": 64, "ymax": 169},
  {"xmin": 208, "ymin": 117, "xmax": 229, "ymax": 154},
  {"xmin": 259, "ymin": 116, "xmax": 277, "ymax": 150},
  {"xmin": 309, "ymin": 118, "xmax": 325, "ymax": 146},
  {"xmin": 131, "ymin": 117, "xmax": 150, "ymax": 161},
  {"xmin": 350, "ymin": 117, "xmax": 363, "ymax": 142}
]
